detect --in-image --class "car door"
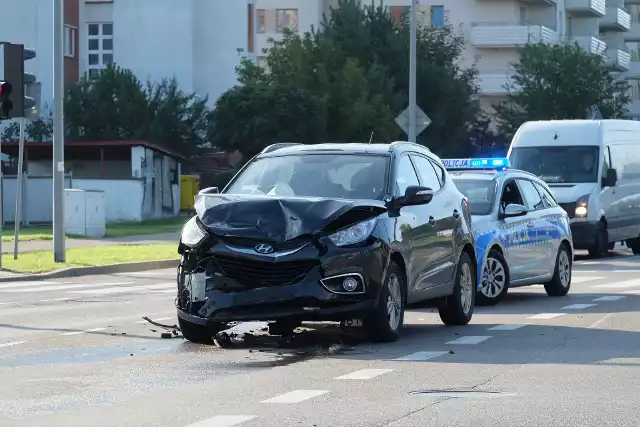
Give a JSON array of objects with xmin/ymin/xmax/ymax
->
[
  {"xmin": 393, "ymin": 154, "xmax": 439, "ymax": 292},
  {"xmin": 515, "ymin": 178, "xmax": 550, "ymax": 278},
  {"xmin": 532, "ymin": 180, "xmax": 563, "ymax": 275},
  {"xmin": 410, "ymin": 154, "xmax": 455, "ymax": 286},
  {"xmin": 498, "ymin": 179, "xmax": 534, "ymax": 281}
]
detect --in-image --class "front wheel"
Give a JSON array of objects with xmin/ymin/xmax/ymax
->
[
  {"xmin": 178, "ymin": 316, "xmax": 226, "ymax": 345},
  {"xmin": 588, "ymin": 223, "xmax": 609, "ymax": 258},
  {"xmin": 626, "ymin": 237, "xmax": 640, "ymax": 255},
  {"xmin": 438, "ymin": 251, "xmax": 475, "ymax": 326},
  {"xmin": 544, "ymin": 244, "xmax": 572, "ymax": 297},
  {"xmin": 477, "ymin": 250, "xmax": 509, "ymax": 307},
  {"xmin": 363, "ymin": 261, "xmax": 406, "ymax": 343}
]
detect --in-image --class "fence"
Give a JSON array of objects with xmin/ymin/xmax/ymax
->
[{"xmin": 1, "ymin": 174, "xmax": 73, "ymax": 226}]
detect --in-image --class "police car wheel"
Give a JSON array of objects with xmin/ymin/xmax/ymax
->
[
  {"xmin": 364, "ymin": 261, "xmax": 406, "ymax": 343},
  {"xmin": 544, "ymin": 244, "xmax": 572, "ymax": 297},
  {"xmin": 477, "ymin": 250, "xmax": 509, "ymax": 306},
  {"xmin": 438, "ymin": 251, "xmax": 475, "ymax": 326}
]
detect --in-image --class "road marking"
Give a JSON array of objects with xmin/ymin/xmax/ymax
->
[
  {"xmin": 589, "ymin": 313, "xmax": 614, "ymax": 329},
  {"xmin": 488, "ymin": 324, "xmax": 527, "ymax": 331},
  {"xmin": 0, "ymin": 341, "xmax": 27, "ymax": 348},
  {"xmin": 0, "ymin": 281, "xmax": 58, "ymax": 290},
  {"xmin": 593, "ymin": 296, "xmax": 626, "ymax": 301},
  {"xmin": 71, "ymin": 283, "xmax": 174, "ymax": 295},
  {"xmin": 0, "ymin": 282, "xmax": 136, "ymax": 293},
  {"xmin": 335, "ymin": 369, "xmax": 394, "ymax": 380},
  {"xmin": 562, "ymin": 303, "xmax": 596, "ymax": 309},
  {"xmin": 394, "ymin": 351, "xmax": 448, "ymax": 361},
  {"xmin": 591, "ymin": 279, "xmax": 640, "ymax": 289},
  {"xmin": 152, "ymin": 289, "xmax": 177, "ymax": 293},
  {"xmin": 53, "ymin": 297, "xmax": 71, "ymax": 301},
  {"xmin": 527, "ymin": 313, "xmax": 565, "ymax": 319},
  {"xmin": 60, "ymin": 327, "xmax": 107, "ymax": 336},
  {"xmin": 135, "ymin": 316, "xmax": 173, "ymax": 324},
  {"xmin": 446, "ymin": 336, "xmax": 491, "ymax": 345},
  {"xmin": 622, "ymin": 289, "xmax": 640, "ymax": 295},
  {"xmin": 114, "ymin": 270, "xmax": 173, "ymax": 276},
  {"xmin": 260, "ymin": 390, "xmax": 329, "ymax": 404},
  {"xmin": 183, "ymin": 415, "xmax": 257, "ymax": 427},
  {"xmin": 571, "ymin": 276, "xmax": 604, "ymax": 283}
]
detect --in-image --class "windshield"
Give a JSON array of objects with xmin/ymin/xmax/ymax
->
[
  {"xmin": 451, "ymin": 179, "xmax": 497, "ymax": 215},
  {"xmin": 510, "ymin": 146, "xmax": 600, "ymax": 183},
  {"xmin": 225, "ymin": 153, "xmax": 389, "ymax": 200}
]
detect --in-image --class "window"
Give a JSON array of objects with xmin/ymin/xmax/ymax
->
[
  {"xmin": 87, "ymin": 22, "xmax": 113, "ymax": 79},
  {"xmin": 452, "ymin": 179, "xmax": 497, "ymax": 215},
  {"xmin": 626, "ymin": 42, "xmax": 640, "ymax": 61},
  {"xmin": 533, "ymin": 182, "xmax": 557, "ymax": 208},
  {"xmin": 430, "ymin": 5, "xmax": 444, "ymax": 27},
  {"xmin": 395, "ymin": 156, "xmax": 420, "ymax": 195},
  {"xmin": 257, "ymin": 9, "xmax": 265, "ymax": 33},
  {"xmin": 510, "ymin": 146, "xmax": 601, "ymax": 183},
  {"xmin": 629, "ymin": 79, "xmax": 640, "ymax": 100},
  {"xmin": 64, "ymin": 25, "xmax": 76, "ymax": 58},
  {"xmin": 276, "ymin": 9, "xmax": 298, "ymax": 32},
  {"xmin": 410, "ymin": 155, "xmax": 442, "ymax": 191},
  {"xmin": 258, "ymin": 56, "xmax": 267, "ymax": 68},
  {"xmin": 630, "ymin": 4, "xmax": 640, "ymax": 24},
  {"xmin": 389, "ymin": 6, "xmax": 409, "ymax": 25},
  {"xmin": 500, "ymin": 181, "xmax": 524, "ymax": 209},
  {"xmin": 517, "ymin": 179, "xmax": 544, "ymax": 211}
]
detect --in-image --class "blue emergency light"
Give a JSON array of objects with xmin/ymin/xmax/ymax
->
[{"xmin": 440, "ymin": 158, "xmax": 510, "ymax": 170}]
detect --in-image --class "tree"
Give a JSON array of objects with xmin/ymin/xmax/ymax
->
[
  {"xmin": 494, "ymin": 42, "xmax": 631, "ymax": 138},
  {"xmin": 210, "ymin": 0, "xmax": 481, "ymax": 157}
]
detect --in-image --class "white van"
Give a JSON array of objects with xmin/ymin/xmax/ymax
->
[{"xmin": 506, "ymin": 119, "xmax": 640, "ymax": 258}]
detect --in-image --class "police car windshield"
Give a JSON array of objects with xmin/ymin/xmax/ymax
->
[
  {"xmin": 510, "ymin": 146, "xmax": 600, "ymax": 183},
  {"xmin": 451, "ymin": 179, "xmax": 496, "ymax": 215},
  {"xmin": 225, "ymin": 154, "xmax": 389, "ymax": 200}
]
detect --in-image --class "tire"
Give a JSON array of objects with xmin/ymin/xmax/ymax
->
[
  {"xmin": 626, "ymin": 237, "xmax": 640, "ymax": 255},
  {"xmin": 588, "ymin": 223, "xmax": 609, "ymax": 258},
  {"xmin": 363, "ymin": 261, "xmax": 406, "ymax": 343},
  {"xmin": 477, "ymin": 250, "xmax": 509, "ymax": 307},
  {"xmin": 544, "ymin": 244, "xmax": 572, "ymax": 297},
  {"xmin": 438, "ymin": 251, "xmax": 475, "ymax": 326},
  {"xmin": 178, "ymin": 316, "xmax": 216, "ymax": 345}
]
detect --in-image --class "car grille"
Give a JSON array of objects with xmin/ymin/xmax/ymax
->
[
  {"xmin": 219, "ymin": 236, "xmax": 307, "ymax": 252},
  {"xmin": 559, "ymin": 202, "xmax": 576, "ymax": 219},
  {"xmin": 213, "ymin": 254, "xmax": 316, "ymax": 287}
]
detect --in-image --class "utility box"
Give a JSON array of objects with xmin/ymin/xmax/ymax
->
[
  {"xmin": 64, "ymin": 189, "xmax": 106, "ymax": 237},
  {"xmin": 180, "ymin": 174, "xmax": 200, "ymax": 211}
]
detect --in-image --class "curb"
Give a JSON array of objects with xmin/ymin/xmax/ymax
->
[{"xmin": 0, "ymin": 259, "xmax": 179, "ymax": 283}]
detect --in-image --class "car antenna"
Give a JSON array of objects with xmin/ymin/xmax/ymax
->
[{"xmin": 368, "ymin": 131, "xmax": 374, "ymax": 144}]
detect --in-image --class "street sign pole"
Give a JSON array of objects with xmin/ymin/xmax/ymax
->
[
  {"xmin": 13, "ymin": 117, "xmax": 25, "ymax": 259},
  {"xmin": 53, "ymin": 0, "xmax": 65, "ymax": 262},
  {"xmin": 408, "ymin": 0, "xmax": 417, "ymax": 143}
]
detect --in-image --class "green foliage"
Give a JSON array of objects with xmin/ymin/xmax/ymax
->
[
  {"xmin": 494, "ymin": 42, "xmax": 631, "ymax": 138},
  {"xmin": 210, "ymin": 0, "xmax": 480, "ymax": 157}
]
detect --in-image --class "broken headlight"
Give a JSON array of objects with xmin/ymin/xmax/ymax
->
[
  {"xmin": 329, "ymin": 218, "xmax": 377, "ymax": 247},
  {"xmin": 181, "ymin": 216, "xmax": 207, "ymax": 248}
]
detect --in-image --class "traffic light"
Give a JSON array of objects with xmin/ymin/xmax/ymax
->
[{"xmin": 0, "ymin": 43, "xmax": 36, "ymax": 119}]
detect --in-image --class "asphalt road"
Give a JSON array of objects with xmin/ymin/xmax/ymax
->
[{"xmin": 2, "ymin": 248, "xmax": 640, "ymax": 427}]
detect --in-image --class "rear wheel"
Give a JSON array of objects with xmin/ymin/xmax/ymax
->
[
  {"xmin": 363, "ymin": 261, "xmax": 406, "ymax": 343},
  {"xmin": 588, "ymin": 222, "xmax": 609, "ymax": 258},
  {"xmin": 438, "ymin": 251, "xmax": 475, "ymax": 326},
  {"xmin": 476, "ymin": 250, "xmax": 509, "ymax": 306},
  {"xmin": 626, "ymin": 237, "xmax": 640, "ymax": 255},
  {"xmin": 544, "ymin": 244, "xmax": 572, "ymax": 297}
]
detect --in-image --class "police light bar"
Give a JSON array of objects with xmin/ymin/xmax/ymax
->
[{"xmin": 441, "ymin": 158, "xmax": 510, "ymax": 170}]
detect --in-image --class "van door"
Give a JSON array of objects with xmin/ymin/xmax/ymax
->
[{"xmin": 599, "ymin": 145, "xmax": 621, "ymax": 241}]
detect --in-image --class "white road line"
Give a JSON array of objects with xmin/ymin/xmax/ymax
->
[
  {"xmin": 589, "ymin": 313, "xmax": 614, "ymax": 329},
  {"xmin": 488, "ymin": 324, "xmax": 527, "ymax": 331},
  {"xmin": 0, "ymin": 341, "xmax": 27, "ymax": 348},
  {"xmin": 0, "ymin": 282, "xmax": 136, "ymax": 293},
  {"xmin": 593, "ymin": 296, "xmax": 626, "ymax": 302},
  {"xmin": 183, "ymin": 415, "xmax": 257, "ymax": 427},
  {"xmin": 622, "ymin": 289, "xmax": 640, "ymax": 295},
  {"xmin": 591, "ymin": 279, "xmax": 640, "ymax": 289},
  {"xmin": 446, "ymin": 336, "xmax": 491, "ymax": 345},
  {"xmin": 562, "ymin": 303, "xmax": 596, "ymax": 309},
  {"xmin": 114, "ymin": 271, "xmax": 173, "ymax": 276},
  {"xmin": 134, "ymin": 316, "xmax": 173, "ymax": 324},
  {"xmin": 571, "ymin": 276, "xmax": 604, "ymax": 284},
  {"xmin": 71, "ymin": 283, "xmax": 174, "ymax": 295},
  {"xmin": 53, "ymin": 297, "xmax": 71, "ymax": 301},
  {"xmin": 60, "ymin": 327, "xmax": 107, "ymax": 336},
  {"xmin": 527, "ymin": 313, "xmax": 565, "ymax": 319},
  {"xmin": 152, "ymin": 289, "xmax": 177, "ymax": 293},
  {"xmin": 394, "ymin": 351, "xmax": 448, "ymax": 361},
  {"xmin": 335, "ymin": 369, "xmax": 394, "ymax": 380},
  {"xmin": 260, "ymin": 390, "xmax": 329, "ymax": 404},
  {"xmin": 0, "ymin": 281, "xmax": 58, "ymax": 290}
]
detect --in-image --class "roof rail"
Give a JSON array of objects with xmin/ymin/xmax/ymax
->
[
  {"xmin": 261, "ymin": 142, "xmax": 303, "ymax": 154},
  {"xmin": 388, "ymin": 141, "xmax": 431, "ymax": 152}
]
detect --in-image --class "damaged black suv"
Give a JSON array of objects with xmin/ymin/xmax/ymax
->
[{"xmin": 176, "ymin": 142, "xmax": 476, "ymax": 343}]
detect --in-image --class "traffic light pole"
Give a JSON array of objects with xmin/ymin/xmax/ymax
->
[
  {"xmin": 13, "ymin": 117, "xmax": 25, "ymax": 259},
  {"xmin": 53, "ymin": 0, "xmax": 65, "ymax": 262}
]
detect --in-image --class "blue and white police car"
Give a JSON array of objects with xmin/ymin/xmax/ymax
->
[{"xmin": 440, "ymin": 158, "xmax": 574, "ymax": 306}]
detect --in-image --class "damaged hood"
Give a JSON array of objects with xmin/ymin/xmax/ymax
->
[{"xmin": 194, "ymin": 194, "xmax": 387, "ymax": 241}]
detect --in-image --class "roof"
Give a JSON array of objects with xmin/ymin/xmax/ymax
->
[
  {"xmin": 0, "ymin": 140, "xmax": 187, "ymax": 160},
  {"xmin": 260, "ymin": 141, "xmax": 430, "ymax": 157},
  {"xmin": 449, "ymin": 168, "xmax": 539, "ymax": 181}
]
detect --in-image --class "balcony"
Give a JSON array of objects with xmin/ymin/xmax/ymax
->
[
  {"xmin": 606, "ymin": 48, "xmax": 631, "ymax": 71},
  {"xmin": 570, "ymin": 35, "xmax": 607, "ymax": 55},
  {"xmin": 600, "ymin": 7, "xmax": 631, "ymax": 31},
  {"xmin": 470, "ymin": 23, "xmax": 559, "ymax": 48},
  {"xmin": 477, "ymin": 73, "xmax": 513, "ymax": 95},
  {"xmin": 565, "ymin": 0, "xmax": 605, "ymax": 16}
]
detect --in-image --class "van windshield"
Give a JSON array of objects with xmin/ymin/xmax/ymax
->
[{"xmin": 510, "ymin": 146, "xmax": 600, "ymax": 183}]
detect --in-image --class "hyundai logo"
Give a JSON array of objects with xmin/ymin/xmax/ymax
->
[{"xmin": 254, "ymin": 244, "xmax": 274, "ymax": 254}]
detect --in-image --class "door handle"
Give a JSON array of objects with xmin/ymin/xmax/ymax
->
[
  {"xmin": 452, "ymin": 209, "xmax": 460, "ymax": 219},
  {"xmin": 526, "ymin": 223, "xmax": 535, "ymax": 228},
  {"xmin": 428, "ymin": 216, "xmax": 436, "ymax": 226}
]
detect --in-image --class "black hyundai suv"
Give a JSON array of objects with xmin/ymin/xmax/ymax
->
[{"xmin": 176, "ymin": 142, "xmax": 476, "ymax": 343}]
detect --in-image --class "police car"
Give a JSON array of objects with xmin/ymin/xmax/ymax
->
[{"xmin": 440, "ymin": 158, "xmax": 574, "ymax": 306}]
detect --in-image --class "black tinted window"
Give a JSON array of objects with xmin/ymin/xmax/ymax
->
[
  {"xmin": 410, "ymin": 155, "xmax": 442, "ymax": 191},
  {"xmin": 510, "ymin": 146, "xmax": 600, "ymax": 183},
  {"xmin": 396, "ymin": 155, "xmax": 420, "ymax": 195},
  {"xmin": 517, "ymin": 179, "xmax": 544, "ymax": 211},
  {"xmin": 451, "ymin": 179, "xmax": 496, "ymax": 215}
]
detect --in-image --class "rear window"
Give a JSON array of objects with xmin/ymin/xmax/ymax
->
[{"xmin": 452, "ymin": 179, "xmax": 497, "ymax": 215}]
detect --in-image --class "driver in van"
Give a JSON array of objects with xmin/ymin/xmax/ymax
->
[{"xmin": 574, "ymin": 151, "xmax": 596, "ymax": 181}]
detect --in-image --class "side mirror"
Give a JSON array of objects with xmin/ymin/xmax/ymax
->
[
  {"xmin": 602, "ymin": 168, "xmax": 617, "ymax": 187},
  {"xmin": 198, "ymin": 186, "xmax": 219, "ymax": 195},
  {"xmin": 397, "ymin": 185, "xmax": 434, "ymax": 207},
  {"xmin": 500, "ymin": 203, "xmax": 528, "ymax": 219}
]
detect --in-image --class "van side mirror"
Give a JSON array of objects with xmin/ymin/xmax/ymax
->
[
  {"xmin": 198, "ymin": 186, "xmax": 219, "ymax": 195},
  {"xmin": 499, "ymin": 203, "xmax": 528, "ymax": 219},
  {"xmin": 602, "ymin": 168, "xmax": 617, "ymax": 187}
]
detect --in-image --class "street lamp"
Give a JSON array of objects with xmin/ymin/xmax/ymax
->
[
  {"xmin": 408, "ymin": 0, "xmax": 417, "ymax": 143},
  {"xmin": 53, "ymin": 0, "xmax": 65, "ymax": 262}
]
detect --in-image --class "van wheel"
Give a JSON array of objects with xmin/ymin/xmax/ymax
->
[
  {"xmin": 544, "ymin": 244, "xmax": 571, "ymax": 297},
  {"xmin": 477, "ymin": 250, "xmax": 509, "ymax": 307},
  {"xmin": 363, "ymin": 261, "xmax": 405, "ymax": 343},
  {"xmin": 626, "ymin": 237, "xmax": 640, "ymax": 255},
  {"xmin": 438, "ymin": 251, "xmax": 475, "ymax": 326},
  {"xmin": 588, "ymin": 223, "xmax": 609, "ymax": 258}
]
